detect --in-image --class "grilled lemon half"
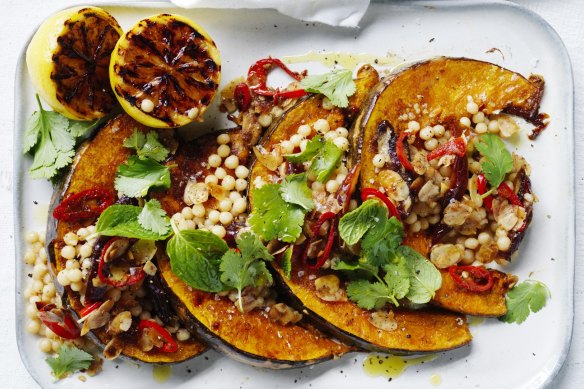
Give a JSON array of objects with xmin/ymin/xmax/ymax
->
[
  {"xmin": 109, "ymin": 14, "xmax": 221, "ymax": 128},
  {"xmin": 26, "ymin": 6, "xmax": 122, "ymax": 120}
]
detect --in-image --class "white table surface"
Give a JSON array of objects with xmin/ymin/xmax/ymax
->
[{"xmin": 1, "ymin": 0, "xmax": 581, "ymax": 387}]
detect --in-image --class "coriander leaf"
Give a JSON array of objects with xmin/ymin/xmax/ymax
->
[
  {"xmin": 300, "ymin": 69, "xmax": 356, "ymax": 108},
  {"xmin": 400, "ymin": 246, "xmax": 442, "ymax": 304},
  {"xmin": 500, "ymin": 280, "xmax": 550, "ymax": 324},
  {"xmin": 124, "ymin": 129, "xmax": 169, "ymax": 162},
  {"xmin": 236, "ymin": 231, "xmax": 274, "ymax": 263},
  {"xmin": 24, "ymin": 95, "xmax": 99, "ymax": 180},
  {"xmin": 280, "ymin": 173, "xmax": 314, "ymax": 211},
  {"xmin": 167, "ymin": 229, "xmax": 229, "ymax": 293},
  {"xmin": 332, "ymin": 259, "xmax": 380, "ymax": 282},
  {"xmin": 475, "ymin": 133, "xmax": 513, "ymax": 188},
  {"xmin": 339, "ymin": 199, "xmax": 388, "ymax": 245},
  {"xmin": 114, "ymin": 156, "xmax": 171, "ymax": 198},
  {"xmin": 45, "ymin": 345, "xmax": 93, "ymax": 380},
  {"xmin": 308, "ymin": 140, "xmax": 343, "ymax": 182},
  {"xmin": 249, "ymin": 184, "xmax": 307, "ymax": 243},
  {"xmin": 138, "ymin": 199, "xmax": 171, "ymax": 235},
  {"xmin": 383, "ymin": 260, "xmax": 410, "ymax": 303},
  {"xmin": 285, "ymin": 136, "xmax": 324, "ymax": 163},
  {"xmin": 96, "ymin": 204, "xmax": 171, "ymax": 240},
  {"xmin": 220, "ymin": 232, "xmax": 274, "ymax": 312},
  {"xmin": 68, "ymin": 117, "xmax": 104, "ymax": 139},
  {"xmin": 346, "ymin": 279, "xmax": 393, "ymax": 310},
  {"xmin": 281, "ymin": 245, "xmax": 293, "ymax": 279},
  {"xmin": 361, "ymin": 216, "xmax": 403, "ymax": 267}
]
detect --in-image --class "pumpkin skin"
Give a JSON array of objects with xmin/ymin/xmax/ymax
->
[
  {"xmin": 248, "ymin": 63, "xmax": 474, "ymax": 353},
  {"xmin": 350, "ymin": 57, "xmax": 544, "ymax": 316},
  {"xmin": 153, "ymin": 130, "xmax": 352, "ymax": 369},
  {"xmin": 46, "ymin": 114, "xmax": 207, "ymax": 363}
]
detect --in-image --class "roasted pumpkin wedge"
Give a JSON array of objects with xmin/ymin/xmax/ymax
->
[
  {"xmin": 153, "ymin": 130, "xmax": 351, "ymax": 368},
  {"xmin": 248, "ymin": 65, "xmax": 472, "ymax": 353},
  {"xmin": 351, "ymin": 57, "xmax": 543, "ymax": 316},
  {"xmin": 46, "ymin": 114, "xmax": 207, "ymax": 363}
]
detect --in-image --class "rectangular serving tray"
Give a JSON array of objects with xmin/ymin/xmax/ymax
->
[{"xmin": 14, "ymin": 1, "xmax": 574, "ymax": 388}]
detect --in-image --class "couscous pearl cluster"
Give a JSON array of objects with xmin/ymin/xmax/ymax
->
[
  {"xmin": 374, "ymin": 95, "xmax": 529, "ymax": 266},
  {"xmin": 173, "ymin": 133, "xmax": 249, "ymax": 238},
  {"xmin": 23, "ymin": 232, "xmax": 66, "ymax": 354}
]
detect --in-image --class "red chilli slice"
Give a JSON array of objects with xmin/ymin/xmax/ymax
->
[
  {"xmin": 36, "ymin": 303, "xmax": 81, "ymax": 339},
  {"xmin": 138, "ymin": 320, "xmax": 178, "ymax": 353},
  {"xmin": 448, "ymin": 265, "xmax": 494, "ymax": 292},
  {"xmin": 97, "ymin": 237, "xmax": 145, "ymax": 288},
  {"xmin": 53, "ymin": 187, "xmax": 114, "ymax": 222},
  {"xmin": 361, "ymin": 187, "xmax": 401, "ymax": 221}
]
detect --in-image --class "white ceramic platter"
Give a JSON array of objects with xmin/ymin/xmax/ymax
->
[{"xmin": 14, "ymin": 1, "xmax": 574, "ymax": 388}]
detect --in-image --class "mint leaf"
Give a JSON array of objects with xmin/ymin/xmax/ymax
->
[
  {"xmin": 475, "ymin": 133, "xmax": 513, "ymax": 189},
  {"xmin": 332, "ymin": 259, "xmax": 379, "ymax": 279},
  {"xmin": 138, "ymin": 199, "xmax": 171, "ymax": 235},
  {"xmin": 500, "ymin": 280, "xmax": 550, "ymax": 324},
  {"xmin": 115, "ymin": 156, "xmax": 170, "ymax": 198},
  {"xmin": 346, "ymin": 279, "xmax": 393, "ymax": 310},
  {"xmin": 285, "ymin": 136, "xmax": 323, "ymax": 163},
  {"xmin": 249, "ymin": 183, "xmax": 307, "ymax": 243},
  {"xmin": 280, "ymin": 173, "xmax": 314, "ymax": 211},
  {"xmin": 166, "ymin": 229, "xmax": 229, "ymax": 293},
  {"xmin": 45, "ymin": 345, "xmax": 93, "ymax": 380},
  {"xmin": 400, "ymin": 246, "xmax": 442, "ymax": 304},
  {"xmin": 124, "ymin": 129, "xmax": 169, "ymax": 162},
  {"xmin": 96, "ymin": 204, "xmax": 171, "ymax": 240},
  {"xmin": 339, "ymin": 199, "xmax": 388, "ymax": 245},
  {"xmin": 300, "ymin": 69, "xmax": 356, "ymax": 108},
  {"xmin": 308, "ymin": 140, "xmax": 343, "ymax": 182},
  {"xmin": 383, "ymin": 260, "xmax": 410, "ymax": 303}
]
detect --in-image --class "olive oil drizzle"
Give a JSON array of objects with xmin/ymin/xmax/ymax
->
[{"xmin": 363, "ymin": 354, "xmax": 437, "ymax": 380}]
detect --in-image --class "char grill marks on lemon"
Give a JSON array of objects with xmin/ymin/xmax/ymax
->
[
  {"xmin": 26, "ymin": 6, "xmax": 122, "ymax": 120},
  {"xmin": 110, "ymin": 14, "xmax": 221, "ymax": 128}
]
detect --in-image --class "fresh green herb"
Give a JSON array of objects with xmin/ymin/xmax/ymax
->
[
  {"xmin": 475, "ymin": 133, "xmax": 513, "ymax": 190},
  {"xmin": 281, "ymin": 245, "xmax": 293, "ymax": 279},
  {"xmin": 336, "ymin": 199, "xmax": 441, "ymax": 308},
  {"xmin": 123, "ymin": 129, "xmax": 170, "ymax": 162},
  {"xmin": 285, "ymin": 136, "xmax": 323, "ymax": 163},
  {"xmin": 339, "ymin": 199, "xmax": 388, "ymax": 245},
  {"xmin": 280, "ymin": 173, "xmax": 315, "ymax": 211},
  {"xmin": 500, "ymin": 280, "xmax": 550, "ymax": 324},
  {"xmin": 308, "ymin": 140, "xmax": 343, "ymax": 182},
  {"xmin": 299, "ymin": 69, "xmax": 356, "ymax": 108},
  {"xmin": 361, "ymin": 216, "xmax": 403, "ymax": 267},
  {"xmin": 45, "ymin": 345, "xmax": 93, "ymax": 380},
  {"xmin": 249, "ymin": 183, "xmax": 307, "ymax": 243},
  {"xmin": 114, "ymin": 156, "xmax": 171, "ymax": 198},
  {"xmin": 23, "ymin": 95, "xmax": 100, "ymax": 179},
  {"xmin": 399, "ymin": 246, "xmax": 442, "ymax": 304},
  {"xmin": 138, "ymin": 199, "xmax": 171, "ymax": 235},
  {"xmin": 219, "ymin": 232, "xmax": 274, "ymax": 312},
  {"xmin": 96, "ymin": 204, "xmax": 171, "ymax": 240},
  {"xmin": 166, "ymin": 227, "xmax": 229, "ymax": 293},
  {"xmin": 346, "ymin": 279, "xmax": 395, "ymax": 310}
]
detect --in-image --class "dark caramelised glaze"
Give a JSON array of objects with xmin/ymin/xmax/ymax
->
[
  {"xmin": 52, "ymin": 8, "xmax": 120, "ymax": 118},
  {"xmin": 47, "ymin": 114, "xmax": 207, "ymax": 363}
]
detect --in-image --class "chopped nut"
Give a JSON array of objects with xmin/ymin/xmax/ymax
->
[
  {"xmin": 81, "ymin": 299, "xmax": 114, "ymax": 336},
  {"xmin": 314, "ymin": 274, "xmax": 347, "ymax": 302},
  {"xmin": 417, "ymin": 181, "xmax": 440, "ymax": 203},
  {"xmin": 411, "ymin": 151, "xmax": 429, "ymax": 175},
  {"xmin": 430, "ymin": 244, "xmax": 464, "ymax": 268},
  {"xmin": 183, "ymin": 181, "xmax": 209, "ymax": 205},
  {"xmin": 443, "ymin": 200, "xmax": 473, "ymax": 226},
  {"xmin": 268, "ymin": 303, "xmax": 302, "ymax": 325},
  {"xmin": 379, "ymin": 170, "xmax": 410, "ymax": 202},
  {"xmin": 108, "ymin": 311, "xmax": 132, "ymax": 335},
  {"xmin": 143, "ymin": 261, "xmax": 157, "ymax": 276},
  {"xmin": 103, "ymin": 337, "xmax": 124, "ymax": 360},
  {"xmin": 369, "ymin": 310, "xmax": 398, "ymax": 332},
  {"xmin": 495, "ymin": 114, "xmax": 520, "ymax": 138}
]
